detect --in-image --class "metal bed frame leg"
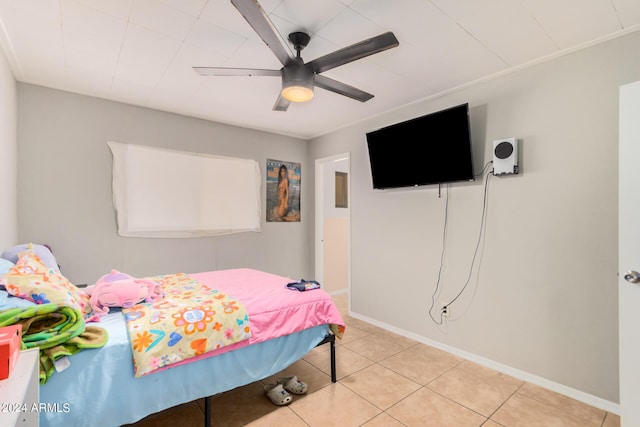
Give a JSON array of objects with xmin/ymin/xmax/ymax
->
[
  {"xmin": 313, "ymin": 333, "xmax": 337, "ymax": 382},
  {"xmin": 204, "ymin": 396, "xmax": 211, "ymax": 427},
  {"xmin": 329, "ymin": 334, "xmax": 337, "ymax": 383}
]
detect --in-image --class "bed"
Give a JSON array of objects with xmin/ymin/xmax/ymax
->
[{"xmin": 31, "ymin": 268, "xmax": 345, "ymax": 427}]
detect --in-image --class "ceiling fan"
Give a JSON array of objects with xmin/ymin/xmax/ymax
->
[{"xmin": 193, "ymin": 0, "xmax": 399, "ymax": 111}]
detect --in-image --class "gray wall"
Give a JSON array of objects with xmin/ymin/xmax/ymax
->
[
  {"xmin": 17, "ymin": 84, "xmax": 311, "ymax": 284},
  {"xmin": 310, "ymin": 30, "xmax": 640, "ymax": 405},
  {"xmin": 0, "ymin": 45, "xmax": 17, "ymax": 249}
]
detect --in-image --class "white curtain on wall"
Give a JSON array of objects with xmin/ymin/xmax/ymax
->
[{"xmin": 108, "ymin": 141, "xmax": 261, "ymax": 238}]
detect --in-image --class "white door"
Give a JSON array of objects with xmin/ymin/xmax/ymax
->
[{"xmin": 619, "ymin": 80, "xmax": 640, "ymax": 426}]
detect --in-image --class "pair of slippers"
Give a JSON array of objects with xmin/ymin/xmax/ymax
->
[{"xmin": 264, "ymin": 376, "xmax": 308, "ymax": 405}]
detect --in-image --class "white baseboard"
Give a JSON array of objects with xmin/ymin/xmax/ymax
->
[{"xmin": 347, "ymin": 310, "xmax": 620, "ymax": 415}]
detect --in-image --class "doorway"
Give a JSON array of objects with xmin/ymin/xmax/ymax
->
[{"xmin": 315, "ymin": 153, "xmax": 350, "ymax": 295}]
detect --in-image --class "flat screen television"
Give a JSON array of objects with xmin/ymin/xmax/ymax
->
[{"xmin": 366, "ymin": 103, "xmax": 475, "ymax": 189}]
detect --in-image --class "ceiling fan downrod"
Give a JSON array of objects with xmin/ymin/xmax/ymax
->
[{"xmin": 288, "ymin": 31, "xmax": 310, "ymax": 59}]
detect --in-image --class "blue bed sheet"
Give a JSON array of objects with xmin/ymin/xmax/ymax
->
[{"xmin": 39, "ymin": 310, "xmax": 330, "ymax": 427}]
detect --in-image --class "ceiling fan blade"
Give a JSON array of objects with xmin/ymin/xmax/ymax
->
[
  {"xmin": 272, "ymin": 93, "xmax": 290, "ymax": 111},
  {"xmin": 193, "ymin": 66, "xmax": 281, "ymax": 77},
  {"xmin": 309, "ymin": 32, "xmax": 399, "ymax": 74},
  {"xmin": 315, "ymin": 75, "xmax": 374, "ymax": 102},
  {"xmin": 231, "ymin": 0, "xmax": 294, "ymax": 66}
]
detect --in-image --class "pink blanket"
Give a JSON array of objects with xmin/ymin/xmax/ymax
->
[
  {"xmin": 159, "ymin": 268, "xmax": 345, "ymax": 370},
  {"xmin": 191, "ymin": 269, "xmax": 344, "ymax": 342}
]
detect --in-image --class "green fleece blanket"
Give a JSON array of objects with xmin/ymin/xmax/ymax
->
[{"xmin": 0, "ymin": 303, "xmax": 108, "ymax": 383}]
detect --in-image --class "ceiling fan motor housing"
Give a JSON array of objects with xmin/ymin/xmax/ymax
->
[{"xmin": 281, "ymin": 62, "xmax": 315, "ymax": 102}]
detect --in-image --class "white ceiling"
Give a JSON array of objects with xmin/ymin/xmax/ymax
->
[{"xmin": 1, "ymin": 0, "xmax": 639, "ymax": 140}]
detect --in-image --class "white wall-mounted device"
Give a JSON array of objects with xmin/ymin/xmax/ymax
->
[{"xmin": 493, "ymin": 138, "xmax": 519, "ymax": 175}]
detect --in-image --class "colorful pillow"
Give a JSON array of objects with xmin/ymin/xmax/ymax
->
[
  {"xmin": 1, "ymin": 243, "xmax": 60, "ymax": 272},
  {"xmin": 0, "ymin": 250, "xmax": 92, "ymax": 320}
]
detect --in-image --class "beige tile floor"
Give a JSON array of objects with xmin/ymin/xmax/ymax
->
[{"xmin": 126, "ymin": 294, "xmax": 620, "ymax": 427}]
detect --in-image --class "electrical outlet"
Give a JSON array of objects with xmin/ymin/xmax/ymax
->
[{"xmin": 440, "ymin": 303, "xmax": 450, "ymax": 317}]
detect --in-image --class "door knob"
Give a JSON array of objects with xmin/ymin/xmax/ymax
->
[{"xmin": 624, "ymin": 270, "xmax": 640, "ymax": 283}]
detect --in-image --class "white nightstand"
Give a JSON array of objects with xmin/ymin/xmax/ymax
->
[{"xmin": 0, "ymin": 348, "xmax": 39, "ymax": 426}]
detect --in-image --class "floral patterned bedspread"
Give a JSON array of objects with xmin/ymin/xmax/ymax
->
[{"xmin": 122, "ymin": 273, "xmax": 251, "ymax": 377}]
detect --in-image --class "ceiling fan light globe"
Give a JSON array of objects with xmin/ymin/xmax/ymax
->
[{"xmin": 281, "ymin": 85, "xmax": 314, "ymax": 102}]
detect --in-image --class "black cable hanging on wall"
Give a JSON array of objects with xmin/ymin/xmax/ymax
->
[{"xmin": 429, "ymin": 161, "xmax": 493, "ymax": 325}]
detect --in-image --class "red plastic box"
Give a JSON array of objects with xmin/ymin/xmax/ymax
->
[{"xmin": 0, "ymin": 325, "xmax": 22, "ymax": 380}]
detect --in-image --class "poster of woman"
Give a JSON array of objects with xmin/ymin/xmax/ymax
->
[{"xmin": 266, "ymin": 159, "xmax": 301, "ymax": 222}]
